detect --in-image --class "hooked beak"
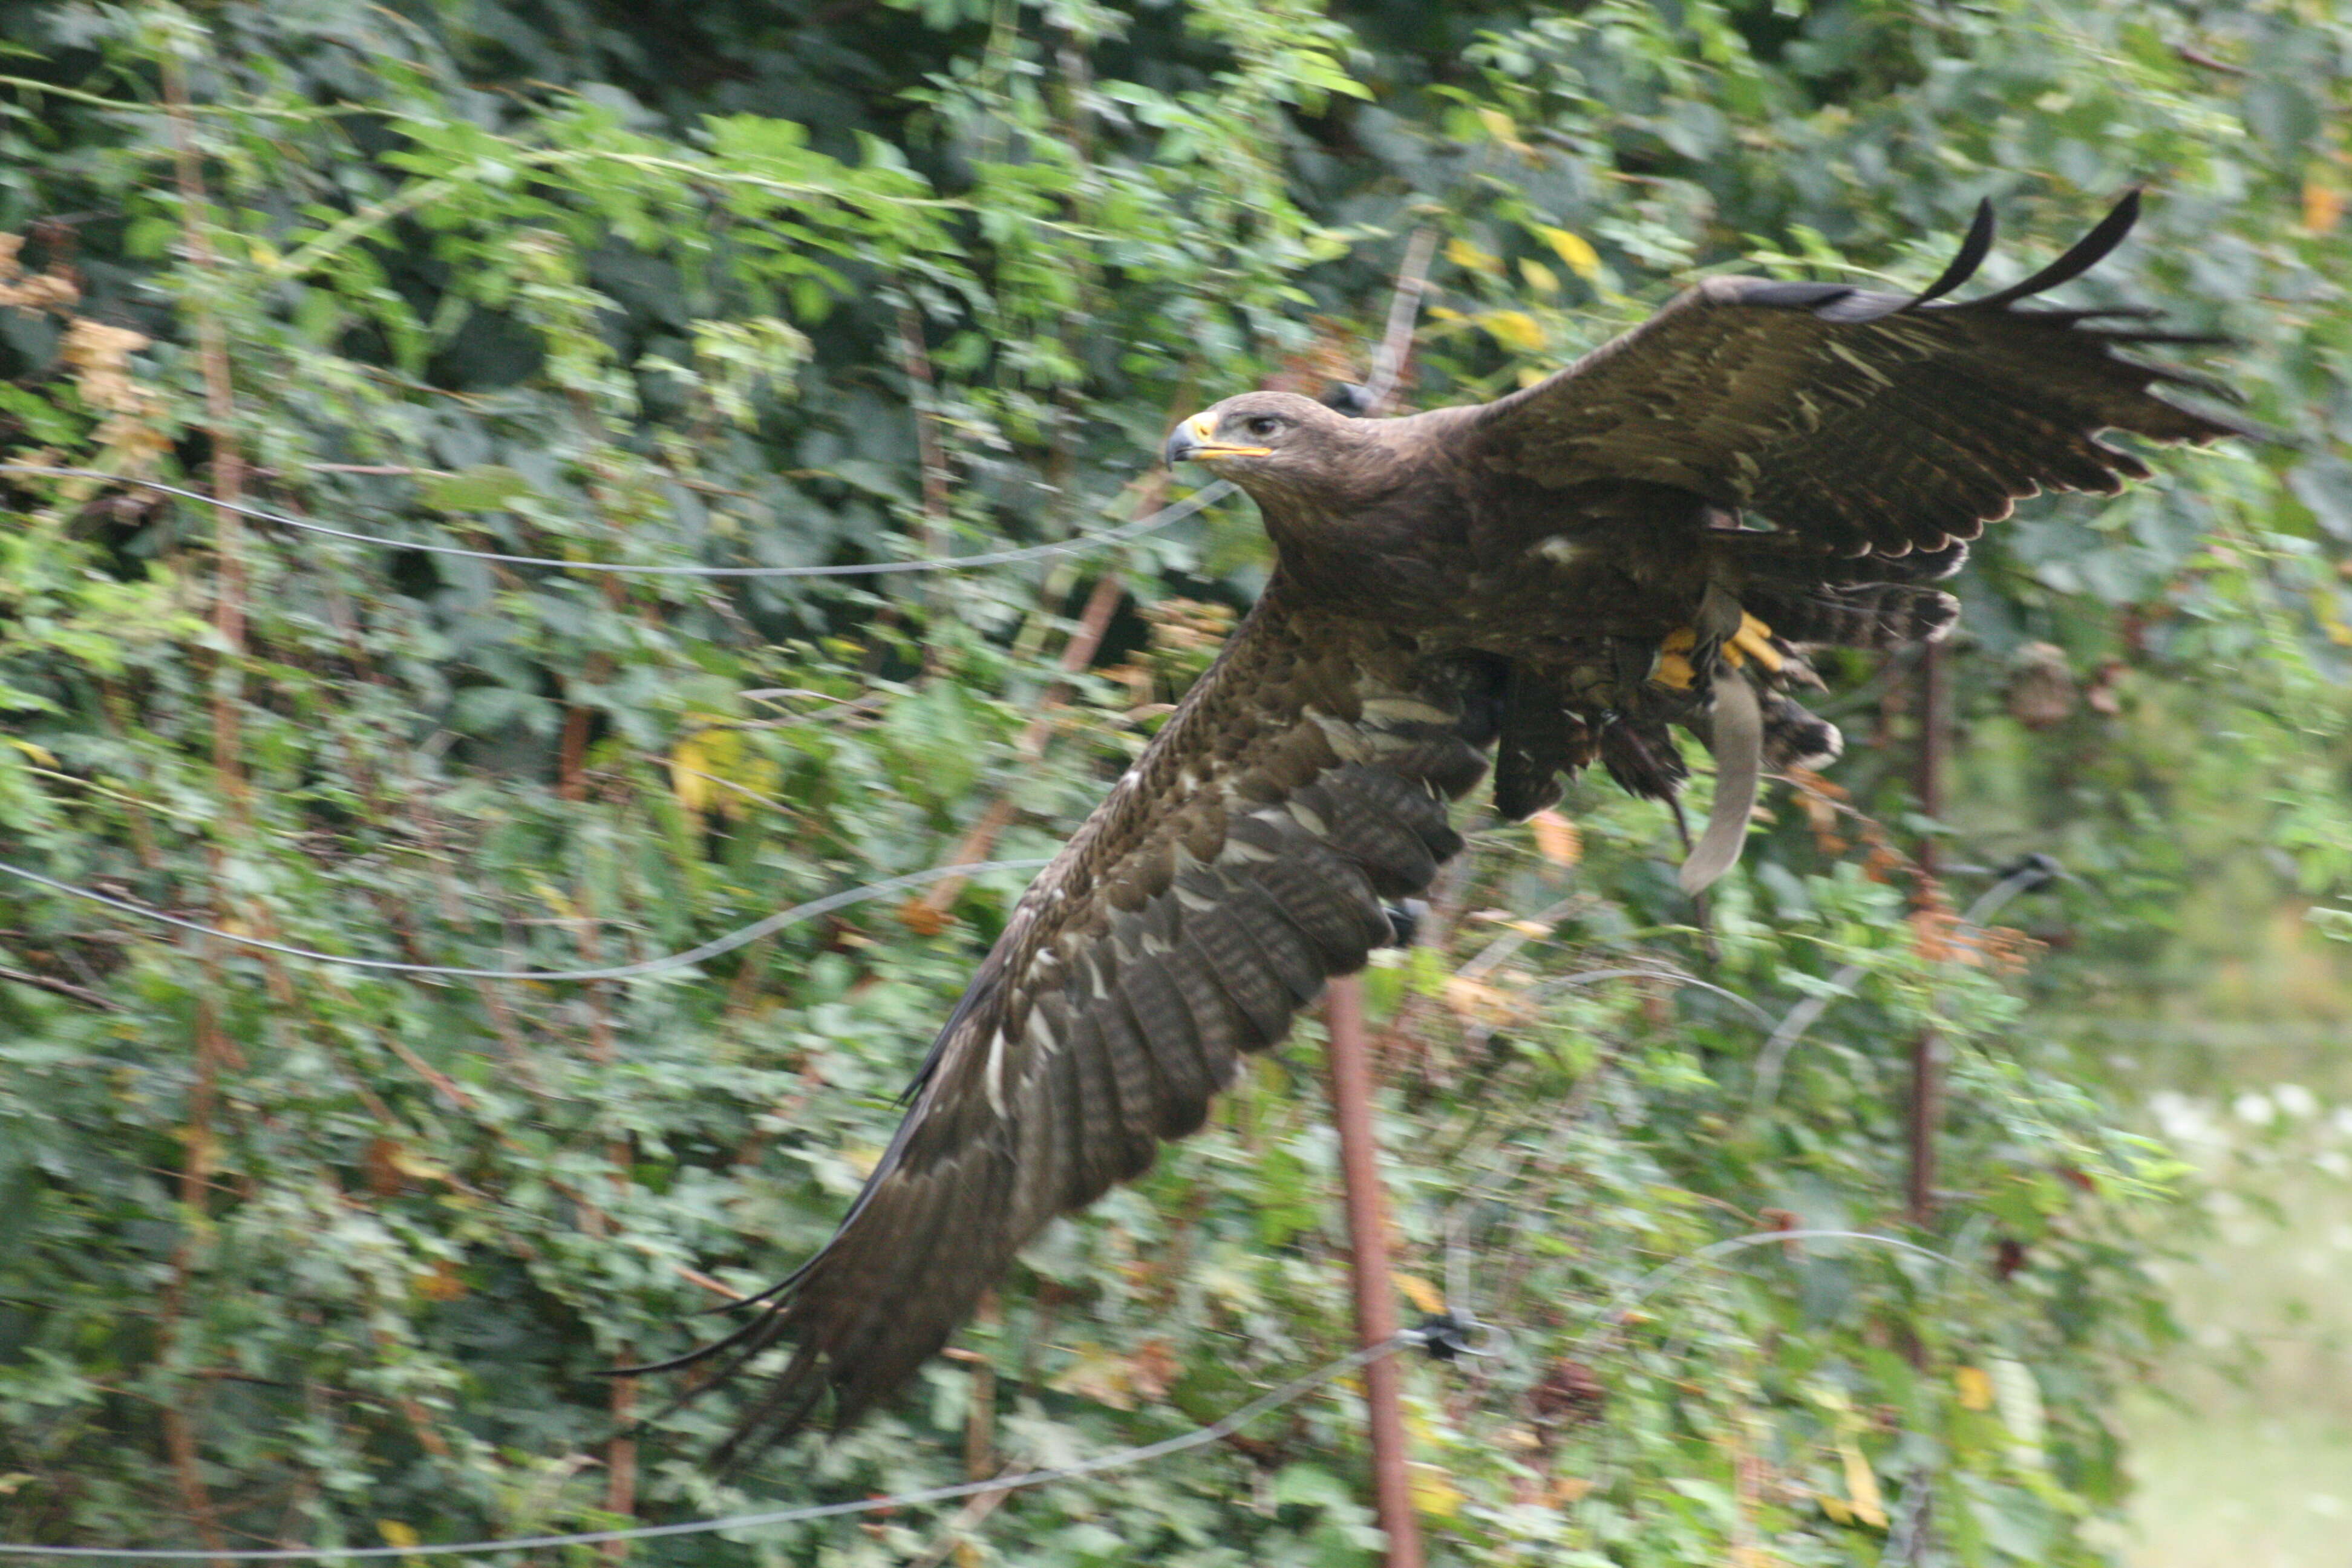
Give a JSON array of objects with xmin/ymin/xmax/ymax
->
[{"xmin": 1163, "ymin": 411, "xmax": 1270, "ymax": 467}]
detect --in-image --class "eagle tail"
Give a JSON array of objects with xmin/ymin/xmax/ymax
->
[{"xmin": 1748, "ymin": 583, "xmax": 1960, "ymax": 651}]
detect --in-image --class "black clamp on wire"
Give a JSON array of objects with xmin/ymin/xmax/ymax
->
[
  {"xmin": 1993, "ymin": 851, "xmax": 2064, "ymax": 892},
  {"xmin": 1413, "ymin": 1310, "xmax": 1486, "ymax": 1362}
]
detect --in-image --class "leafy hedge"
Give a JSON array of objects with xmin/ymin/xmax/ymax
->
[{"xmin": 1, "ymin": 1, "xmax": 2347, "ymax": 1564}]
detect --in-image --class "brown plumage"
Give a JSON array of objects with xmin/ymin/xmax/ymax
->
[{"xmin": 655, "ymin": 194, "xmax": 2252, "ymax": 1462}]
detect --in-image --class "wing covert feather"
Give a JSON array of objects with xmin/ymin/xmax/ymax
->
[
  {"xmin": 693, "ymin": 583, "xmax": 1495, "ymax": 1463},
  {"xmin": 1466, "ymin": 194, "xmax": 2253, "ymax": 557}
]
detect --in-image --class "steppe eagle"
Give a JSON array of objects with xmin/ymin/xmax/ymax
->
[{"xmin": 658, "ymin": 193, "xmax": 2250, "ymax": 1461}]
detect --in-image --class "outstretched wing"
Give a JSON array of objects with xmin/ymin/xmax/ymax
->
[
  {"xmin": 675, "ymin": 584, "xmax": 1496, "ymax": 1463},
  {"xmin": 1465, "ymin": 193, "xmax": 2255, "ymax": 557}
]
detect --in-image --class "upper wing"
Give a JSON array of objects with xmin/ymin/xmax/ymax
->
[
  {"xmin": 1465, "ymin": 194, "xmax": 2256, "ymax": 557},
  {"xmin": 676, "ymin": 584, "xmax": 1497, "ymax": 1463}
]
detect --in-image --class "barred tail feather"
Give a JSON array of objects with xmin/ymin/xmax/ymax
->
[{"xmin": 1753, "ymin": 583, "xmax": 1959, "ymax": 651}]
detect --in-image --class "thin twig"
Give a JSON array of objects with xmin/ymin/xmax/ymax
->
[
  {"xmin": 0, "ymin": 962, "xmax": 120, "ymax": 1010},
  {"xmin": 1362, "ymin": 227, "xmax": 1439, "ymax": 415},
  {"xmin": 905, "ymin": 1463, "xmax": 1022, "ymax": 1568},
  {"xmin": 908, "ymin": 554, "xmax": 1133, "ymax": 919},
  {"xmin": 897, "ymin": 304, "xmax": 953, "ymax": 558}
]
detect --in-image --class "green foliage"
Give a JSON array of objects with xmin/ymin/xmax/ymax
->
[{"xmin": 0, "ymin": 1, "xmax": 2347, "ymax": 1565}]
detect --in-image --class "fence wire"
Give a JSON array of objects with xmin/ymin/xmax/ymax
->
[
  {"xmin": 0, "ymin": 465, "xmax": 1234, "ymax": 578},
  {"xmin": 0, "ymin": 857, "xmax": 1049, "ymax": 981},
  {"xmin": 0, "ymin": 1224, "xmax": 1962, "ymax": 1562},
  {"xmin": 0, "ymin": 1328, "xmax": 1436, "ymax": 1561}
]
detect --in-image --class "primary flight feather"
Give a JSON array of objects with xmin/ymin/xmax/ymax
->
[{"xmin": 658, "ymin": 193, "xmax": 2252, "ymax": 1462}]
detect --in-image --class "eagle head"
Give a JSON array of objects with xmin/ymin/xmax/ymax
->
[
  {"xmin": 1164, "ymin": 391, "xmax": 1361, "ymax": 479},
  {"xmin": 1166, "ymin": 390, "xmax": 1428, "ymax": 569}
]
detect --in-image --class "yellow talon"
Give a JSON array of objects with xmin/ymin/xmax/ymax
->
[
  {"xmin": 1726, "ymin": 612, "xmax": 1785, "ymax": 674},
  {"xmin": 1649, "ymin": 626, "xmax": 1700, "ymax": 688},
  {"xmin": 1650, "ymin": 614, "xmax": 1780, "ymax": 688},
  {"xmin": 1651, "ymin": 650, "xmax": 1699, "ymax": 690}
]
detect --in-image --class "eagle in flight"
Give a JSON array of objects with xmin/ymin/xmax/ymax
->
[{"xmin": 658, "ymin": 194, "xmax": 2250, "ymax": 1461}]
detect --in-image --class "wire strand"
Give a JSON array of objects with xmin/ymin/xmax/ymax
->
[
  {"xmin": 0, "ymin": 857, "xmax": 1048, "ymax": 981},
  {"xmin": 0, "ymin": 1331, "xmax": 1426, "ymax": 1561},
  {"xmin": 1573, "ymin": 1228, "xmax": 1956, "ymax": 1363},
  {"xmin": 0, "ymin": 465, "xmax": 1233, "ymax": 578}
]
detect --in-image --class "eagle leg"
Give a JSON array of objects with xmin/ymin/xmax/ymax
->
[{"xmin": 1638, "ymin": 604, "xmax": 1828, "ymax": 892}]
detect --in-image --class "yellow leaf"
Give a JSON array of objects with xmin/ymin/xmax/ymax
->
[
  {"xmin": 1530, "ymin": 809, "xmax": 1583, "ymax": 867},
  {"xmin": 1536, "ymin": 224, "xmax": 1602, "ymax": 283},
  {"xmin": 2314, "ymin": 589, "xmax": 2352, "ymax": 646},
  {"xmin": 669, "ymin": 719, "xmax": 781, "ymax": 822},
  {"xmin": 1816, "ymin": 1491, "xmax": 1853, "ymax": 1526},
  {"xmin": 5, "ymin": 737, "xmax": 59, "ymax": 768},
  {"xmin": 1518, "ymin": 257, "xmax": 1560, "ymax": 296},
  {"xmin": 376, "ymin": 1520, "xmax": 426, "ymax": 1568},
  {"xmin": 671, "ymin": 733, "xmax": 714, "ymax": 816},
  {"xmin": 1954, "ymin": 1365, "xmax": 1994, "ymax": 1411},
  {"xmin": 1517, "ymin": 365, "xmax": 1550, "ymax": 389},
  {"xmin": 2306, "ymin": 178, "xmax": 2345, "ymax": 235},
  {"xmin": 1393, "ymin": 1271, "xmax": 1445, "ymax": 1315},
  {"xmin": 1838, "ymin": 1433, "xmax": 1889, "ymax": 1527},
  {"xmin": 1445, "ymin": 236, "xmax": 1502, "ymax": 275},
  {"xmin": 386, "ymin": 1145, "xmax": 451, "ymax": 1183},
  {"xmin": 1410, "ymin": 1462, "xmax": 1463, "ymax": 1519},
  {"xmin": 1480, "ymin": 310, "xmax": 1548, "ymax": 352},
  {"xmin": 1472, "ymin": 106, "xmax": 1532, "ymax": 154}
]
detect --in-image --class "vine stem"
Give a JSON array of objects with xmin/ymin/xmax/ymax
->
[{"xmin": 159, "ymin": 44, "xmax": 241, "ymax": 1568}]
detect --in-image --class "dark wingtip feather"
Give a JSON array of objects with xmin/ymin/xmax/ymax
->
[
  {"xmin": 607, "ymin": 1306, "xmax": 788, "ymax": 1377},
  {"xmin": 1742, "ymin": 280, "xmax": 1859, "ymax": 312},
  {"xmin": 1907, "ymin": 198, "xmax": 1997, "ymax": 309},
  {"xmin": 710, "ymin": 1355, "xmax": 833, "ymax": 1474},
  {"xmin": 1976, "ymin": 188, "xmax": 2143, "ymax": 307}
]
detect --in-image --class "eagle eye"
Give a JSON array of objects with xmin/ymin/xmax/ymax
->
[{"xmin": 1243, "ymin": 415, "xmax": 1282, "ymax": 439}]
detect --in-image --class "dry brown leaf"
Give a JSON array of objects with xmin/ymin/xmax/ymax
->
[
  {"xmin": 1126, "ymin": 1337, "xmax": 1177, "ymax": 1402},
  {"xmin": 1530, "ymin": 808, "xmax": 1582, "ymax": 867}
]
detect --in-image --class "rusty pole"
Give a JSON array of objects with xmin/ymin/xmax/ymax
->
[
  {"xmin": 1908, "ymin": 641, "xmax": 1947, "ymax": 1225},
  {"xmin": 1324, "ymin": 975, "xmax": 1424, "ymax": 1568}
]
